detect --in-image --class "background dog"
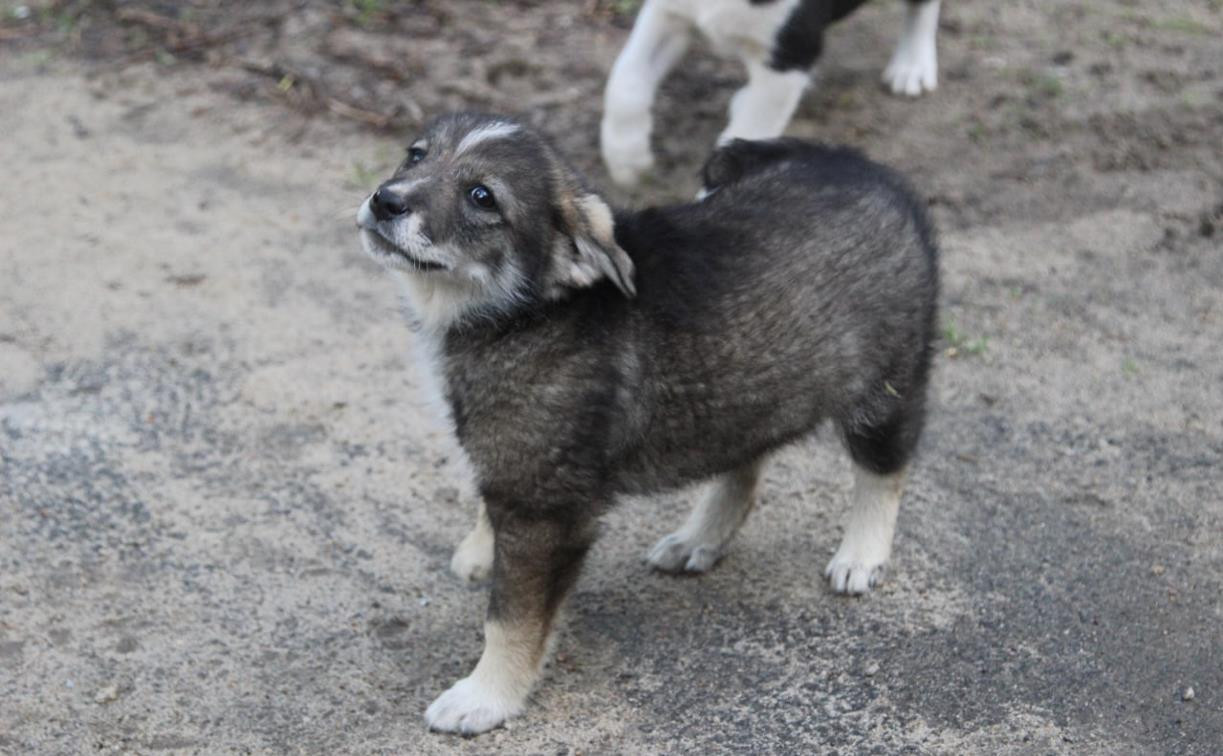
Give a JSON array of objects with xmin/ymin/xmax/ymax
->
[
  {"xmin": 601, "ymin": 0, "xmax": 942, "ymax": 186},
  {"xmin": 357, "ymin": 113, "xmax": 938, "ymax": 734}
]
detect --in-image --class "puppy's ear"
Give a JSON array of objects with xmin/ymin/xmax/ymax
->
[
  {"xmin": 701, "ymin": 138, "xmax": 799, "ymax": 193},
  {"xmin": 553, "ymin": 193, "xmax": 636, "ymax": 299},
  {"xmin": 701, "ymin": 140, "xmax": 750, "ymax": 193}
]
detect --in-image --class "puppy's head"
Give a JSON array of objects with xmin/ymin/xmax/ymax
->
[{"xmin": 357, "ymin": 113, "xmax": 634, "ymax": 327}]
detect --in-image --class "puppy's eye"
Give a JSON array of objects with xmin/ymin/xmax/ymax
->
[
  {"xmin": 469, "ymin": 184, "xmax": 496, "ymax": 209},
  {"xmin": 407, "ymin": 146, "xmax": 426, "ymax": 164}
]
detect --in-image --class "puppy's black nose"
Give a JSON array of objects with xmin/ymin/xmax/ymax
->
[{"xmin": 370, "ymin": 186, "xmax": 410, "ymax": 221}]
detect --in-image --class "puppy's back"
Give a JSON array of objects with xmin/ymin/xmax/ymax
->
[
  {"xmin": 618, "ymin": 139, "xmax": 937, "ymax": 331},
  {"xmin": 611, "ymin": 139, "xmax": 938, "ymax": 456}
]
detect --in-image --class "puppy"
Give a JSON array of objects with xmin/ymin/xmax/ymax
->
[
  {"xmin": 356, "ymin": 113, "xmax": 939, "ymax": 734},
  {"xmin": 601, "ymin": 0, "xmax": 942, "ymax": 186}
]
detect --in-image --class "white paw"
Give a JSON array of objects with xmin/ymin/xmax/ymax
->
[
  {"xmin": 825, "ymin": 552, "xmax": 887, "ymax": 595},
  {"xmin": 600, "ymin": 119, "xmax": 654, "ymax": 188},
  {"xmin": 882, "ymin": 51, "xmax": 937, "ymax": 97},
  {"xmin": 647, "ymin": 532, "xmax": 721, "ymax": 573},
  {"xmin": 425, "ymin": 676, "xmax": 522, "ymax": 735},
  {"xmin": 450, "ymin": 528, "xmax": 493, "ymax": 584},
  {"xmin": 603, "ymin": 144, "xmax": 654, "ymax": 188}
]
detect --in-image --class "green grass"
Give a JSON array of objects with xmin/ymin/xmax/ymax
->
[
  {"xmin": 347, "ymin": 161, "xmax": 382, "ymax": 191},
  {"xmin": 346, "ymin": 145, "xmax": 399, "ymax": 191},
  {"xmin": 611, "ymin": 0, "xmax": 644, "ymax": 16},
  {"xmin": 966, "ymin": 120, "xmax": 987, "ymax": 143},
  {"xmin": 943, "ymin": 323, "xmax": 989, "ymax": 358},
  {"xmin": 1019, "ymin": 70, "xmax": 1064, "ymax": 100},
  {"xmin": 348, "ymin": 0, "xmax": 386, "ymax": 27},
  {"xmin": 1153, "ymin": 17, "xmax": 1213, "ymax": 35}
]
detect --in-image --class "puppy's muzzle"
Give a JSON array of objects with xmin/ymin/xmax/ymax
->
[{"xmin": 370, "ymin": 185, "xmax": 411, "ymax": 222}]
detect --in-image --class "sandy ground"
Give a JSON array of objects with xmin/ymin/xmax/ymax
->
[{"xmin": 2, "ymin": 1, "xmax": 1222, "ymax": 753}]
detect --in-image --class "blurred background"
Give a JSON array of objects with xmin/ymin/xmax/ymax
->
[{"xmin": 1, "ymin": 1, "xmax": 1221, "ymax": 753}]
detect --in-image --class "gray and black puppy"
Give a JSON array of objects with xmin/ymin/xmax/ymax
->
[{"xmin": 355, "ymin": 113, "xmax": 938, "ymax": 735}]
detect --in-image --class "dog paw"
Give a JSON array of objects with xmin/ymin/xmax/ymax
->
[
  {"xmin": 647, "ymin": 532, "xmax": 721, "ymax": 573},
  {"xmin": 882, "ymin": 53, "xmax": 937, "ymax": 97},
  {"xmin": 824, "ymin": 553, "xmax": 886, "ymax": 596},
  {"xmin": 450, "ymin": 527, "xmax": 493, "ymax": 584},
  {"xmin": 600, "ymin": 120, "xmax": 654, "ymax": 188},
  {"xmin": 425, "ymin": 676, "xmax": 522, "ymax": 735},
  {"xmin": 604, "ymin": 149, "xmax": 653, "ymax": 188}
]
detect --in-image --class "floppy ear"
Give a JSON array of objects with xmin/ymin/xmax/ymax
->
[{"xmin": 552, "ymin": 193, "xmax": 636, "ymax": 299}]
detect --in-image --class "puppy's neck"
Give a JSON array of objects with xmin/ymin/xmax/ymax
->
[{"xmin": 394, "ymin": 271, "xmax": 525, "ymax": 335}]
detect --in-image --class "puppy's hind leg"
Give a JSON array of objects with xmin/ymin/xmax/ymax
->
[
  {"xmin": 451, "ymin": 500, "xmax": 494, "ymax": 583},
  {"xmin": 826, "ymin": 401, "xmax": 926, "ymax": 595},
  {"xmin": 825, "ymin": 464, "xmax": 906, "ymax": 595},
  {"xmin": 649, "ymin": 458, "xmax": 765, "ymax": 573},
  {"xmin": 601, "ymin": 0, "xmax": 691, "ymax": 187}
]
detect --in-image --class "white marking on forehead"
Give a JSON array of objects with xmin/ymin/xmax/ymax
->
[
  {"xmin": 384, "ymin": 176, "xmax": 428, "ymax": 194},
  {"xmin": 455, "ymin": 122, "xmax": 521, "ymax": 156}
]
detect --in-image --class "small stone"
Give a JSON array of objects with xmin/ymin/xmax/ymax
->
[
  {"xmin": 864, "ymin": 662, "xmax": 880, "ymax": 677},
  {"xmin": 95, "ymin": 685, "xmax": 120, "ymax": 704},
  {"xmin": 1151, "ymin": 564, "xmax": 1166, "ymax": 576},
  {"xmin": 1182, "ymin": 687, "xmax": 1195, "ymax": 701}
]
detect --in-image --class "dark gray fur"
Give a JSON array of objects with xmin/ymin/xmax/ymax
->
[{"xmin": 360, "ymin": 111, "xmax": 937, "ymax": 664}]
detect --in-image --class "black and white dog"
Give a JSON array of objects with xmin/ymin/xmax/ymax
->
[
  {"xmin": 357, "ymin": 113, "xmax": 939, "ymax": 734},
  {"xmin": 602, "ymin": 0, "xmax": 942, "ymax": 186}
]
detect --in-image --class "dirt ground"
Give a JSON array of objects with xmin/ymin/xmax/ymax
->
[{"xmin": 1, "ymin": 0, "xmax": 1221, "ymax": 753}]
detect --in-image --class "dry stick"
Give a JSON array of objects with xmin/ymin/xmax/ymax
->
[
  {"xmin": 325, "ymin": 97, "xmax": 396, "ymax": 129},
  {"xmin": 114, "ymin": 7, "xmax": 203, "ymax": 39},
  {"xmin": 100, "ymin": 8, "xmax": 409, "ymax": 132},
  {"xmin": 0, "ymin": 26, "xmax": 37, "ymax": 41},
  {"xmin": 238, "ymin": 58, "xmax": 404, "ymax": 131}
]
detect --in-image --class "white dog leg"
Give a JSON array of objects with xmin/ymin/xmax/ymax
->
[
  {"xmin": 450, "ymin": 501, "xmax": 494, "ymax": 583},
  {"xmin": 825, "ymin": 465, "xmax": 906, "ymax": 595},
  {"xmin": 424, "ymin": 619, "xmax": 538, "ymax": 734},
  {"xmin": 882, "ymin": 0, "xmax": 940, "ymax": 97},
  {"xmin": 648, "ymin": 458, "xmax": 764, "ymax": 573},
  {"xmin": 601, "ymin": 0, "xmax": 691, "ymax": 187},
  {"xmin": 718, "ymin": 59, "xmax": 810, "ymax": 145}
]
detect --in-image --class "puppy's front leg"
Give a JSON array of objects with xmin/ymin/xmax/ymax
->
[{"xmin": 426, "ymin": 505, "xmax": 595, "ymax": 735}]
